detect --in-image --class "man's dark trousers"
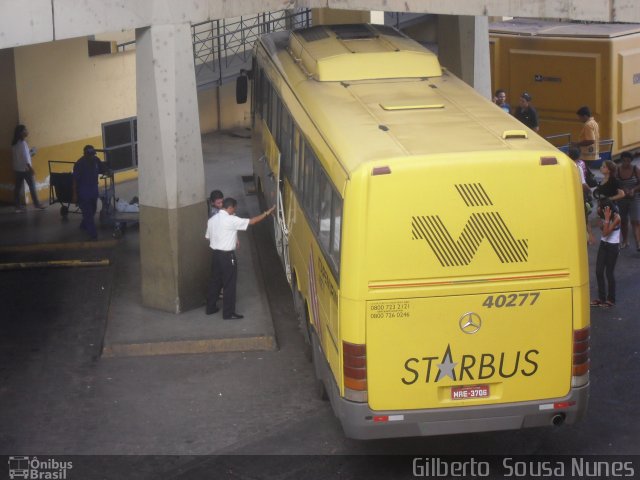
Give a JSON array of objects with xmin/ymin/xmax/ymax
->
[
  {"xmin": 78, "ymin": 196, "xmax": 98, "ymax": 239},
  {"xmin": 207, "ymin": 250, "xmax": 237, "ymax": 317}
]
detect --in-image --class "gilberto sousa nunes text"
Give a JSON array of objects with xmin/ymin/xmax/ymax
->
[{"xmin": 412, "ymin": 457, "xmax": 636, "ymax": 478}]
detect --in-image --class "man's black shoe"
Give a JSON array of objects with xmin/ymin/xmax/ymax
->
[
  {"xmin": 206, "ymin": 307, "xmax": 219, "ymax": 315},
  {"xmin": 223, "ymin": 313, "xmax": 244, "ymax": 320}
]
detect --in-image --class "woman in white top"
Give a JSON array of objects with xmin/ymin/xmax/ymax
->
[
  {"xmin": 11, "ymin": 124, "xmax": 45, "ymax": 211},
  {"xmin": 591, "ymin": 197, "xmax": 621, "ymax": 308}
]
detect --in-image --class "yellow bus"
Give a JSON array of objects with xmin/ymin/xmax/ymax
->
[{"xmin": 239, "ymin": 23, "xmax": 590, "ymax": 439}]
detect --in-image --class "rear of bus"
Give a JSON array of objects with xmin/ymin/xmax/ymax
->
[{"xmin": 334, "ymin": 149, "xmax": 590, "ymax": 439}]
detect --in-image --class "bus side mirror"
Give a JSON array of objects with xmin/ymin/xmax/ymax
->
[{"xmin": 236, "ymin": 71, "xmax": 249, "ymax": 104}]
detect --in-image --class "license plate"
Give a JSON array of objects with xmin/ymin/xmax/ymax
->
[{"xmin": 451, "ymin": 385, "xmax": 490, "ymax": 400}]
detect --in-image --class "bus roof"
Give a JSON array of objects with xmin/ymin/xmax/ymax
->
[
  {"xmin": 260, "ymin": 26, "xmax": 557, "ymax": 175},
  {"xmin": 288, "ymin": 24, "xmax": 442, "ymax": 81}
]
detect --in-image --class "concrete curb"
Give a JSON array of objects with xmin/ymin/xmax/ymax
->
[
  {"xmin": 102, "ymin": 335, "xmax": 277, "ymax": 358},
  {"xmin": 0, "ymin": 259, "xmax": 110, "ymax": 270},
  {"xmin": 0, "ymin": 239, "xmax": 118, "ymax": 252}
]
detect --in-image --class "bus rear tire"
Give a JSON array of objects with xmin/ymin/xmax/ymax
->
[
  {"xmin": 317, "ymin": 377, "xmax": 328, "ymax": 401},
  {"xmin": 311, "ymin": 330, "xmax": 329, "ymax": 401},
  {"xmin": 255, "ymin": 175, "xmax": 266, "ymax": 211},
  {"xmin": 292, "ymin": 278, "xmax": 312, "ymax": 362}
]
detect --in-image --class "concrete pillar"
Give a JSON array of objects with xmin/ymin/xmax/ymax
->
[
  {"xmin": 437, "ymin": 15, "xmax": 491, "ymax": 99},
  {"xmin": 136, "ymin": 23, "xmax": 209, "ymax": 313},
  {"xmin": 0, "ymin": 49, "xmax": 19, "ymax": 204}
]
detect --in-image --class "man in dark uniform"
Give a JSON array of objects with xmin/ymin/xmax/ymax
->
[
  {"xmin": 73, "ymin": 145, "xmax": 106, "ymax": 239},
  {"xmin": 514, "ymin": 92, "xmax": 539, "ymax": 132},
  {"xmin": 205, "ymin": 197, "xmax": 275, "ymax": 319}
]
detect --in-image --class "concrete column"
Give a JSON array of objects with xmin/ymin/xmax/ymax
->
[
  {"xmin": 136, "ymin": 23, "xmax": 209, "ymax": 313},
  {"xmin": 437, "ymin": 15, "xmax": 491, "ymax": 99}
]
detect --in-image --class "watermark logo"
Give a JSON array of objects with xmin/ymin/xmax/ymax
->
[{"xmin": 8, "ymin": 456, "xmax": 72, "ymax": 479}]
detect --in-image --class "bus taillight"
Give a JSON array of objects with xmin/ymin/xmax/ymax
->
[
  {"xmin": 343, "ymin": 341, "xmax": 368, "ymax": 402},
  {"xmin": 572, "ymin": 326, "xmax": 590, "ymax": 386}
]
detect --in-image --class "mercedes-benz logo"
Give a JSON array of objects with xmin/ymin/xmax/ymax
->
[{"xmin": 459, "ymin": 312, "xmax": 482, "ymax": 334}]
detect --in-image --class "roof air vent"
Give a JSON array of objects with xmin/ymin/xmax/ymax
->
[
  {"xmin": 330, "ymin": 24, "xmax": 376, "ymax": 40},
  {"xmin": 502, "ymin": 130, "xmax": 528, "ymax": 140},
  {"xmin": 297, "ymin": 26, "xmax": 329, "ymax": 42}
]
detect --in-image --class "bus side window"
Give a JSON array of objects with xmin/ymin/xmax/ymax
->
[
  {"xmin": 252, "ymin": 62, "xmax": 260, "ymax": 120},
  {"xmin": 318, "ymin": 172, "xmax": 332, "ymax": 251},
  {"xmin": 280, "ymin": 107, "xmax": 292, "ymax": 175},
  {"xmin": 297, "ymin": 136, "xmax": 305, "ymax": 190},
  {"xmin": 291, "ymin": 129, "xmax": 301, "ymax": 189},
  {"xmin": 331, "ymin": 192, "xmax": 342, "ymax": 271},
  {"xmin": 262, "ymin": 75, "xmax": 270, "ymax": 123},
  {"xmin": 270, "ymin": 85, "xmax": 280, "ymax": 140},
  {"xmin": 303, "ymin": 145, "xmax": 315, "ymax": 217},
  {"xmin": 311, "ymin": 166, "xmax": 323, "ymax": 231}
]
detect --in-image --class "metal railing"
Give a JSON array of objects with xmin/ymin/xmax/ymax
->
[
  {"xmin": 117, "ymin": 40, "xmax": 136, "ymax": 52},
  {"xmin": 116, "ymin": 8, "xmax": 311, "ymax": 86},
  {"xmin": 192, "ymin": 8, "xmax": 311, "ymax": 86}
]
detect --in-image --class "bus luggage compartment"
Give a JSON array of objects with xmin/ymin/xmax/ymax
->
[{"xmin": 365, "ymin": 289, "xmax": 573, "ymax": 411}]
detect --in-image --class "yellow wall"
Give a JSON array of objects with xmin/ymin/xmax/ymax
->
[
  {"xmin": 14, "ymin": 37, "xmax": 137, "ymax": 147},
  {"xmin": 490, "ymin": 31, "xmax": 640, "ymax": 153},
  {"xmin": 198, "ymin": 81, "xmax": 251, "ymax": 133},
  {"xmin": 2, "ymin": 34, "xmax": 250, "ymax": 204},
  {"xmin": 3, "ymin": 37, "xmax": 137, "ymax": 204},
  {"xmin": 199, "ymin": 88, "xmax": 218, "ymax": 133}
]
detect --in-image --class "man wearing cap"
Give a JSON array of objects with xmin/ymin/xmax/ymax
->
[
  {"xmin": 573, "ymin": 106, "xmax": 600, "ymax": 162},
  {"xmin": 73, "ymin": 145, "xmax": 107, "ymax": 239},
  {"xmin": 514, "ymin": 92, "xmax": 539, "ymax": 132},
  {"xmin": 205, "ymin": 198, "xmax": 275, "ymax": 319}
]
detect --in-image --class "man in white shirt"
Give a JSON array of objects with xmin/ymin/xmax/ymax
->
[{"xmin": 205, "ymin": 197, "xmax": 275, "ymax": 319}]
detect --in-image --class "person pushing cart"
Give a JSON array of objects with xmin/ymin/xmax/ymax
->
[{"xmin": 73, "ymin": 145, "xmax": 108, "ymax": 240}]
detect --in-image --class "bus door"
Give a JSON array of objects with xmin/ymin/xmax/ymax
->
[
  {"xmin": 259, "ymin": 118, "xmax": 279, "ymax": 207},
  {"xmin": 275, "ymin": 167, "xmax": 292, "ymax": 283},
  {"xmin": 260, "ymin": 119, "xmax": 291, "ymax": 282}
]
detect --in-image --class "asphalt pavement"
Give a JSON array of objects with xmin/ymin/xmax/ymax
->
[{"xmin": 0, "ymin": 132, "xmax": 639, "ymax": 479}]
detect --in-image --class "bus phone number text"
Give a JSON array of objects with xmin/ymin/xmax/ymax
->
[{"xmin": 368, "ymin": 301, "xmax": 411, "ymax": 319}]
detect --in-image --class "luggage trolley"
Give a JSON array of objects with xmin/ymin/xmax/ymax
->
[
  {"xmin": 97, "ymin": 146, "xmax": 139, "ymax": 238},
  {"xmin": 545, "ymin": 133, "xmax": 572, "ymax": 154},
  {"xmin": 48, "ymin": 160, "xmax": 79, "ymax": 218},
  {"xmin": 97, "ymin": 168, "xmax": 139, "ymax": 238},
  {"xmin": 48, "ymin": 158, "xmax": 138, "ymax": 238}
]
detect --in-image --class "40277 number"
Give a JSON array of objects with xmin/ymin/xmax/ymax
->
[{"xmin": 482, "ymin": 292, "xmax": 540, "ymax": 308}]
